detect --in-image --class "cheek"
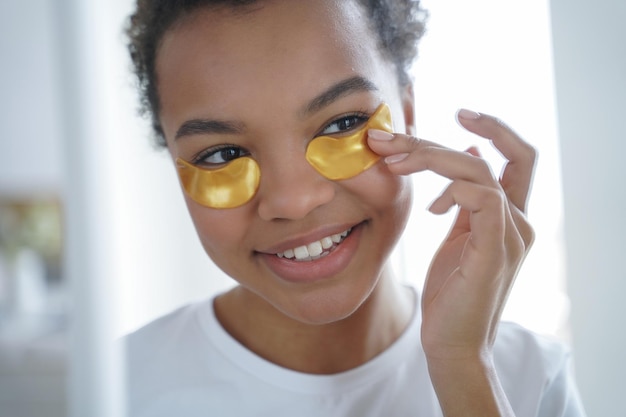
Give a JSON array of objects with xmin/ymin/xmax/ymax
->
[
  {"xmin": 184, "ymin": 196, "xmax": 252, "ymax": 263},
  {"xmin": 354, "ymin": 163, "xmax": 413, "ymax": 218}
]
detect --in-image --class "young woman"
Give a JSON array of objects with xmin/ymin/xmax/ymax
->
[{"xmin": 125, "ymin": 1, "xmax": 585, "ymax": 415}]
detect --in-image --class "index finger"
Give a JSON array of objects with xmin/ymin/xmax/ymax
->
[{"xmin": 456, "ymin": 109, "xmax": 537, "ymax": 213}]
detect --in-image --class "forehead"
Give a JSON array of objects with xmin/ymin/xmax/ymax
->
[{"xmin": 156, "ymin": 0, "xmax": 397, "ymax": 139}]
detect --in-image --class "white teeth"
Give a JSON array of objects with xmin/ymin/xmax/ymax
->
[
  {"xmin": 275, "ymin": 228, "xmax": 352, "ymax": 260},
  {"xmin": 307, "ymin": 241, "xmax": 323, "ymax": 257},
  {"xmin": 294, "ymin": 246, "xmax": 309, "ymax": 260}
]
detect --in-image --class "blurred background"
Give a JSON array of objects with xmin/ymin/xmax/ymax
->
[{"xmin": 0, "ymin": 0, "xmax": 623, "ymax": 416}]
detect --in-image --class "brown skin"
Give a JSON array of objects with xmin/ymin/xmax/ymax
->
[
  {"xmin": 156, "ymin": 1, "xmax": 536, "ymax": 415},
  {"xmin": 157, "ymin": 0, "xmax": 415, "ymax": 371}
]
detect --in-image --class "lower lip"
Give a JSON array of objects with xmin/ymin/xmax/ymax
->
[{"xmin": 259, "ymin": 223, "xmax": 363, "ymax": 284}]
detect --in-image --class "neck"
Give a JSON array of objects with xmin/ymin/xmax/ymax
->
[{"xmin": 214, "ymin": 269, "xmax": 415, "ymax": 374}]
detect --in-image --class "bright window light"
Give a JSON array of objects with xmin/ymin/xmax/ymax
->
[{"xmin": 401, "ymin": 0, "xmax": 568, "ymax": 339}]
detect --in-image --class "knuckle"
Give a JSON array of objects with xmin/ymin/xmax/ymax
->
[
  {"xmin": 515, "ymin": 139, "xmax": 538, "ymax": 166},
  {"xmin": 484, "ymin": 187, "xmax": 506, "ymax": 207},
  {"xmin": 513, "ymin": 229, "xmax": 527, "ymax": 253},
  {"xmin": 506, "ymin": 232, "xmax": 526, "ymax": 265},
  {"xmin": 403, "ymin": 135, "xmax": 422, "ymax": 152},
  {"xmin": 519, "ymin": 218, "xmax": 536, "ymax": 249},
  {"xmin": 474, "ymin": 157, "xmax": 498, "ymax": 183},
  {"xmin": 487, "ymin": 115, "xmax": 514, "ymax": 136},
  {"xmin": 421, "ymin": 144, "xmax": 438, "ymax": 160},
  {"xmin": 524, "ymin": 143, "xmax": 538, "ymax": 165},
  {"xmin": 493, "ymin": 116, "xmax": 509, "ymax": 130},
  {"xmin": 510, "ymin": 206, "xmax": 535, "ymax": 249}
]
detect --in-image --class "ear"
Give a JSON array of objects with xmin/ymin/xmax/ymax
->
[{"xmin": 400, "ymin": 83, "xmax": 416, "ymax": 136}]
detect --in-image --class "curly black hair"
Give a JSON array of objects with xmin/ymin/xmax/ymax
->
[{"xmin": 126, "ymin": 0, "xmax": 428, "ymax": 147}]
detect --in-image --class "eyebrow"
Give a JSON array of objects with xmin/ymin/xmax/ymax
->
[
  {"xmin": 175, "ymin": 119, "xmax": 245, "ymax": 140},
  {"xmin": 302, "ymin": 76, "xmax": 379, "ymax": 116},
  {"xmin": 174, "ymin": 76, "xmax": 378, "ymax": 140}
]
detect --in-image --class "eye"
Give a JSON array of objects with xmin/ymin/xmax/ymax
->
[
  {"xmin": 193, "ymin": 145, "xmax": 250, "ymax": 166},
  {"xmin": 319, "ymin": 113, "xmax": 369, "ymax": 136}
]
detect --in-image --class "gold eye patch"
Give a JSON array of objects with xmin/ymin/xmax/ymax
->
[
  {"xmin": 176, "ymin": 156, "xmax": 260, "ymax": 209},
  {"xmin": 175, "ymin": 103, "xmax": 392, "ymax": 209},
  {"xmin": 305, "ymin": 103, "xmax": 392, "ymax": 180}
]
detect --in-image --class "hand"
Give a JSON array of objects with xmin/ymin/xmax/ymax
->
[{"xmin": 368, "ymin": 109, "xmax": 536, "ymax": 415}]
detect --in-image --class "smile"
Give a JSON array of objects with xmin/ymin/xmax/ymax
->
[{"xmin": 276, "ymin": 228, "xmax": 352, "ymax": 261}]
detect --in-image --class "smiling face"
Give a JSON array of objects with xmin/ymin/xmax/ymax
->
[{"xmin": 156, "ymin": 0, "xmax": 414, "ymax": 324}]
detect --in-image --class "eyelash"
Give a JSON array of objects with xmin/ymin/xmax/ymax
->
[
  {"xmin": 318, "ymin": 111, "xmax": 370, "ymax": 136},
  {"xmin": 190, "ymin": 111, "xmax": 371, "ymax": 166},
  {"xmin": 192, "ymin": 144, "xmax": 250, "ymax": 166}
]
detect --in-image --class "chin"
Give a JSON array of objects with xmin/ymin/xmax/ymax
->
[{"xmin": 271, "ymin": 278, "xmax": 378, "ymax": 326}]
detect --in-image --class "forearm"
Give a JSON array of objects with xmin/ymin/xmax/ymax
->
[{"xmin": 427, "ymin": 353, "xmax": 515, "ymax": 417}]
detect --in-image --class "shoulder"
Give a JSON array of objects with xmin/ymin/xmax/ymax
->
[
  {"xmin": 124, "ymin": 300, "xmax": 214, "ymax": 381},
  {"xmin": 124, "ymin": 299, "xmax": 221, "ymax": 415},
  {"xmin": 494, "ymin": 321, "xmax": 570, "ymax": 378},
  {"xmin": 493, "ymin": 322, "xmax": 586, "ymax": 417},
  {"xmin": 125, "ymin": 301, "xmax": 205, "ymax": 354}
]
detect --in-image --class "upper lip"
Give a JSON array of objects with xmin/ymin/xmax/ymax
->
[{"xmin": 257, "ymin": 222, "xmax": 362, "ymax": 255}]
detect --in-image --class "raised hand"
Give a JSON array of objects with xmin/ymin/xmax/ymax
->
[{"xmin": 368, "ymin": 109, "xmax": 537, "ymax": 416}]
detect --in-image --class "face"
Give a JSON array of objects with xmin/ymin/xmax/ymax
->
[{"xmin": 156, "ymin": 0, "xmax": 414, "ymax": 324}]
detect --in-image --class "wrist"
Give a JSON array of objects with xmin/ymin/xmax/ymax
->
[{"xmin": 426, "ymin": 352, "xmax": 515, "ymax": 417}]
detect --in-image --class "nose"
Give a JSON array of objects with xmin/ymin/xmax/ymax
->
[{"xmin": 256, "ymin": 151, "xmax": 335, "ymax": 221}]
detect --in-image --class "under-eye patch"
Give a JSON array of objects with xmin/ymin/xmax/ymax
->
[
  {"xmin": 176, "ymin": 156, "xmax": 260, "ymax": 209},
  {"xmin": 175, "ymin": 102, "xmax": 392, "ymax": 209},
  {"xmin": 305, "ymin": 102, "xmax": 392, "ymax": 180}
]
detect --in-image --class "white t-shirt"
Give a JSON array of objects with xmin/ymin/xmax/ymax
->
[{"xmin": 125, "ymin": 291, "xmax": 586, "ymax": 417}]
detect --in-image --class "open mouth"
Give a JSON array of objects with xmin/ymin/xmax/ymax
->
[{"xmin": 275, "ymin": 227, "xmax": 353, "ymax": 262}]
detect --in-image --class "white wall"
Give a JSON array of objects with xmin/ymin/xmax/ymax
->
[
  {"xmin": 0, "ymin": 1, "xmax": 62, "ymax": 196},
  {"xmin": 55, "ymin": 0, "xmax": 233, "ymax": 414},
  {"xmin": 550, "ymin": 0, "xmax": 626, "ymax": 415},
  {"xmin": 0, "ymin": 3, "xmax": 66, "ymax": 416}
]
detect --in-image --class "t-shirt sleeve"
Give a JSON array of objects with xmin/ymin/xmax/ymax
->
[
  {"xmin": 536, "ymin": 351, "xmax": 587, "ymax": 417},
  {"xmin": 494, "ymin": 322, "xmax": 587, "ymax": 417}
]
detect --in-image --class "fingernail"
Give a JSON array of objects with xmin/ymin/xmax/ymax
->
[
  {"xmin": 456, "ymin": 108, "xmax": 481, "ymax": 120},
  {"xmin": 385, "ymin": 153, "xmax": 409, "ymax": 164},
  {"xmin": 368, "ymin": 129, "xmax": 394, "ymax": 141}
]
